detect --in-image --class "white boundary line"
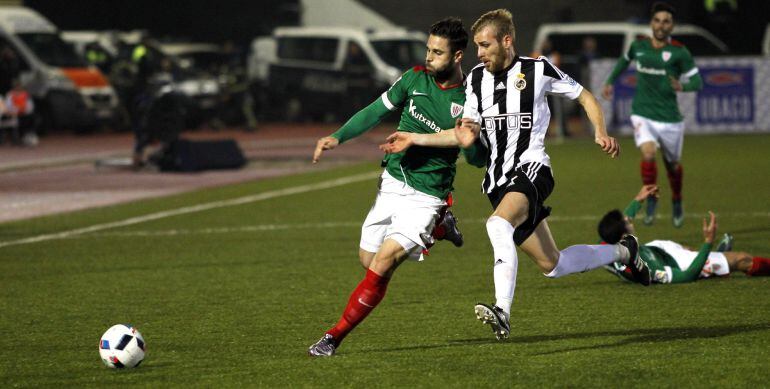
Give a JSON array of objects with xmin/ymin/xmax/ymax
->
[
  {"xmin": 58, "ymin": 212, "xmax": 770, "ymax": 240},
  {"xmin": 2, "ymin": 168, "xmax": 768, "ymax": 249},
  {"xmin": 0, "ymin": 171, "xmax": 380, "ymax": 249}
]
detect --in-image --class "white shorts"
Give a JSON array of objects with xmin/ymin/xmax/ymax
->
[
  {"xmin": 645, "ymin": 240, "xmax": 730, "ymax": 281},
  {"xmin": 631, "ymin": 114, "xmax": 685, "ymax": 162},
  {"xmin": 359, "ymin": 170, "xmax": 446, "ymax": 261}
]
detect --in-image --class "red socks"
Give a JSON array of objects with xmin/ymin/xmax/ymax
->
[
  {"xmin": 641, "ymin": 161, "xmax": 684, "ymax": 201},
  {"xmin": 747, "ymin": 257, "xmax": 770, "ymax": 276},
  {"xmin": 326, "ymin": 269, "xmax": 390, "ymax": 344},
  {"xmin": 641, "ymin": 161, "xmax": 657, "ymax": 185},
  {"xmin": 667, "ymin": 164, "xmax": 683, "ymax": 201}
]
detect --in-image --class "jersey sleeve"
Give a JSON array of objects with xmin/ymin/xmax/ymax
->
[
  {"xmin": 623, "ymin": 199, "xmax": 642, "ymax": 219},
  {"xmin": 462, "ymin": 69, "xmax": 481, "ymax": 123},
  {"xmin": 605, "ymin": 41, "xmax": 635, "ymax": 85},
  {"xmin": 381, "ymin": 68, "xmax": 414, "ymax": 111},
  {"xmin": 679, "ymin": 47, "xmax": 703, "ymax": 92},
  {"xmin": 668, "ymin": 243, "xmax": 713, "ymax": 283},
  {"xmin": 330, "ymin": 98, "xmax": 392, "ymax": 144},
  {"xmin": 461, "ymin": 138, "xmax": 488, "ymax": 168},
  {"xmin": 541, "ymin": 57, "xmax": 583, "ymax": 100}
]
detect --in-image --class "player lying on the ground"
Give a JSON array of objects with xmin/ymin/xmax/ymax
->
[
  {"xmin": 308, "ymin": 18, "xmax": 486, "ymax": 357},
  {"xmin": 380, "ymin": 9, "xmax": 651, "ymax": 342},
  {"xmin": 598, "ymin": 185, "xmax": 770, "ymax": 284}
]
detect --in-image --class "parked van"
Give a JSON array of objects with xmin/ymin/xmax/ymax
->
[
  {"xmin": 249, "ymin": 26, "xmax": 426, "ymax": 121},
  {"xmin": 0, "ymin": 6, "xmax": 119, "ymax": 130}
]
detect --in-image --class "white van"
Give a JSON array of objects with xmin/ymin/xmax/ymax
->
[
  {"xmin": 533, "ymin": 22, "xmax": 728, "ymax": 59},
  {"xmin": 532, "ymin": 22, "xmax": 728, "ymax": 83},
  {"xmin": 249, "ymin": 26, "xmax": 426, "ymax": 121},
  {"xmin": 0, "ymin": 6, "xmax": 119, "ymax": 130}
]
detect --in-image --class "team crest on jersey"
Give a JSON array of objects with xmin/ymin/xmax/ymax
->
[
  {"xmin": 450, "ymin": 102, "xmax": 463, "ymax": 118},
  {"xmin": 514, "ymin": 73, "xmax": 527, "ymax": 91},
  {"xmin": 662, "ymin": 51, "xmax": 672, "ymax": 62}
]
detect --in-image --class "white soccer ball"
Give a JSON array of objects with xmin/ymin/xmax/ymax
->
[{"xmin": 98, "ymin": 324, "xmax": 146, "ymax": 368}]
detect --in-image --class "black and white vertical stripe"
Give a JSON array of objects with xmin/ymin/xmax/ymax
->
[{"xmin": 466, "ymin": 56, "xmax": 577, "ymax": 194}]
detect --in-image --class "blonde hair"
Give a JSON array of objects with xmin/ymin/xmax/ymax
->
[{"xmin": 471, "ymin": 9, "xmax": 515, "ymax": 42}]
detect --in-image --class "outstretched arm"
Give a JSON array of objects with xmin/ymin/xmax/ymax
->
[
  {"xmin": 577, "ymin": 89, "xmax": 619, "ymax": 158},
  {"xmin": 313, "ymin": 99, "xmax": 390, "ymax": 163},
  {"xmin": 379, "ymin": 118, "xmax": 480, "ymax": 153},
  {"xmin": 624, "ymin": 185, "xmax": 659, "ymax": 218},
  {"xmin": 379, "ymin": 129, "xmax": 459, "ymax": 154},
  {"xmin": 669, "ymin": 212, "xmax": 717, "ymax": 283},
  {"xmin": 602, "ymin": 52, "xmax": 632, "ymax": 100}
]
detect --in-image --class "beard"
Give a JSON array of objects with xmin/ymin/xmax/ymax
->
[
  {"xmin": 428, "ymin": 63, "xmax": 454, "ymax": 82},
  {"xmin": 653, "ymin": 29, "xmax": 670, "ymax": 41}
]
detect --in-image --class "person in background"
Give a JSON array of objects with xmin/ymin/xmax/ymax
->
[
  {"xmin": 602, "ymin": 2, "xmax": 703, "ymax": 228},
  {"xmin": 4, "ymin": 78, "xmax": 38, "ymax": 147}
]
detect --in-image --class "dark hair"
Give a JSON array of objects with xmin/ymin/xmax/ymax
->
[
  {"xmin": 651, "ymin": 1, "xmax": 676, "ymax": 18},
  {"xmin": 429, "ymin": 17, "xmax": 468, "ymax": 54},
  {"xmin": 598, "ymin": 209, "xmax": 628, "ymax": 244}
]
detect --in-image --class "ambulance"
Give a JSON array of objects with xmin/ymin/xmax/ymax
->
[{"xmin": 0, "ymin": 6, "xmax": 120, "ymax": 130}]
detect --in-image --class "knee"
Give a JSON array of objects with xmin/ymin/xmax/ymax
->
[
  {"xmin": 640, "ymin": 145, "xmax": 656, "ymax": 161},
  {"xmin": 358, "ymin": 249, "xmax": 374, "ymax": 269},
  {"xmin": 369, "ymin": 254, "xmax": 399, "ymax": 277},
  {"xmin": 641, "ymin": 150, "xmax": 656, "ymax": 161},
  {"xmin": 664, "ymin": 160, "xmax": 680, "ymax": 172}
]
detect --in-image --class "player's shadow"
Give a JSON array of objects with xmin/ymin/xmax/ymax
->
[
  {"xmin": 527, "ymin": 322, "xmax": 770, "ymax": 355},
  {"xmin": 362, "ymin": 322, "xmax": 770, "ymax": 354}
]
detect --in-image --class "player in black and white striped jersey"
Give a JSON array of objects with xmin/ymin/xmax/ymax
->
[{"xmin": 380, "ymin": 9, "xmax": 651, "ymax": 340}]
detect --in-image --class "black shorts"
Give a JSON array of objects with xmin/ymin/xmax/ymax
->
[{"xmin": 487, "ymin": 163, "xmax": 555, "ymax": 246}]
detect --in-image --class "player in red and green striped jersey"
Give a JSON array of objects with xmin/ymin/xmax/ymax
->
[
  {"xmin": 602, "ymin": 2, "xmax": 703, "ymax": 228},
  {"xmin": 598, "ymin": 185, "xmax": 770, "ymax": 284}
]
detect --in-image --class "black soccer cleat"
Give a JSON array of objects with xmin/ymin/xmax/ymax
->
[
  {"xmin": 440, "ymin": 210, "xmax": 464, "ymax": 247},
  {"xmin": 620, "ymin": 234, "xmax": 651, "ymax": 286},
  {"xmin": 474, "ymin": 303, "xmax": 510, "ymax": 341},
  {"xmin": 307, "ymin": 334, "xmax": 337, "ymax": 357}
]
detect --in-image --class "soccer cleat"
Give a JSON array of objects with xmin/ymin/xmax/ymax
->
[
  {"xmin": 620, "ymin": 234, "xmax": 651, "ymax": 286},
  {"xmin": 716, "ymin": 233, "xmax": 734, "ymax": 252},
  {"xmin": 474, "ymin": 303, "xmax": 510, "ymax": 341},
  {"xmin": 307, "ymin": 334, "xmax": 337, "ymax": 357},
  {"xmin": 672, "ymin": 200, "xmax": 684, "ymax": 228},
  {"xmin": 643, "ymin": 196, "xmax": 657, "ymax": 225},
  {"xmin": 440, "ymin": 210, "xmax": 464, "ymax": 247}
]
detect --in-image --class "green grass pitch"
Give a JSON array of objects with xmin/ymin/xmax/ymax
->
[{"xmin": 1, "ymin": 134, "xmax": 769, "ymax": 387}]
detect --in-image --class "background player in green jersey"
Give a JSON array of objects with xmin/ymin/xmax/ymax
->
[
  {"xmin": 598, "ymin": 185, "xmax": 770, "ymax": 284},
  {"xmin": 602, "ymin": 2, "xmax": 703, "ymax": 228},
  {"xmin": 308, "ymin": 18, "xmax": 486, "ymax": 357}
]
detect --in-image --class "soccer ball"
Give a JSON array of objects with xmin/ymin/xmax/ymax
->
[{"xmin": 98, "ymin": 324, "xmax": 146, "ymax": 368}]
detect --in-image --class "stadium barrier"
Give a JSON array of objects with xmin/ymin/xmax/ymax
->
[{"xmin": 591, "ymin": 57, "xmax": 770, "ymax": 134}]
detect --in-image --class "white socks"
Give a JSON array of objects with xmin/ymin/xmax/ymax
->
[
  {"xmin": 545, "ymin": 244, "xmax": 627, "ymax": 278},
  {"xmin": 486, "ymin": 216, "xmax": 518, "ymax": 317}
]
